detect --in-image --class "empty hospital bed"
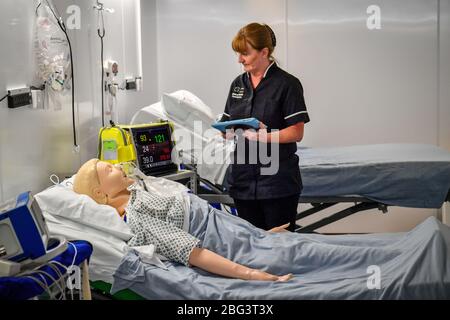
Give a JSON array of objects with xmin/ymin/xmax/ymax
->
[
  {"xmin": 34, "ymin": 182, "xmax": 450, "ymax": 300},
  {"xmin": 194, "ymin": 143, "xmax": 450, "ymax": 233},
  {"xmin": 131, "ymin": 92, "xmax": 450, "ymax": 233}
]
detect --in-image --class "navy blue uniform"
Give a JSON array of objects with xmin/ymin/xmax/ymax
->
[{"xmin": 221, "ymin": 62, "xmax": 310, "ymax": 231}]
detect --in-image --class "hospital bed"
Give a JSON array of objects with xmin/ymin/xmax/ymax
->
[
  {"xmin": 34, "ymin": 183, "xmax": 450, "ymax": 300},
  {"xmin": 193, "ymin": 144, "xmax": 450, "ymax": 233},
  {"xmin": 131, "ymin": 91, "xmax": 450, "ymax": 233}
]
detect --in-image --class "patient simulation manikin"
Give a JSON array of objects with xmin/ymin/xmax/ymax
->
[{"xmin": 73, "ymin": 159, "xmax": 292, "ymax": 282}]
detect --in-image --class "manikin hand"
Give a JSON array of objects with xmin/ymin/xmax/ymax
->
[
  {"xmin": 268, "ymin": 223, "xmax": 290, "ymax": 233},
  {"xmin": 247, "ymin": 269, "xmax": 293, "ymax": 282}
]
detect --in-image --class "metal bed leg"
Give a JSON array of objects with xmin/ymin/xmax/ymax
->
[
  {"xmin": 81, "ymin": 260, "xmax": 92, "ymax": 300},
  {"xmin": 296, "ymin": 203, "xmax": 339, "ymax": 220},
  {"xmin": 296, "ymin": 202, "xmax": 385, "ymax": 233}
]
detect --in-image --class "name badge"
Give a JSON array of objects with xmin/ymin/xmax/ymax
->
[{"xmin": 232, "ymin": 86, "xmax": 245, "ymax": 99}]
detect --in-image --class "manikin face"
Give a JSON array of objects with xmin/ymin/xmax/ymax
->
[
  {"xmin": 237, "ymin": 42, "xmax": 269, "ymax": 74},
  {"xmin": 96, "ymin": 161, "xmax": 135, "ymax": 197}
]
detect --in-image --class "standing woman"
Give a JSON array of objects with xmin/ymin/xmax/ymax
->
[{"xmin": 221, "ymin": 22, "xmax": 310, "ymax": 232}]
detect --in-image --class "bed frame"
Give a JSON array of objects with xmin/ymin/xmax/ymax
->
[
  {"xmin": 191, "ymin": 170, "xmax": 450, "ymax": 234},
  {"xmin": 198, "ymin": 193, "xmax": 388, "ymax": 234}
]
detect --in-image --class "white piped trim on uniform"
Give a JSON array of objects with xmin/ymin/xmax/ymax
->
[
  {"xmin": 284, "ymin": 111, "xmax": 308, "ymax": 120},
  {"xmin": 263, "ymin": 61, "xmax": 275, "ymax": 78}
]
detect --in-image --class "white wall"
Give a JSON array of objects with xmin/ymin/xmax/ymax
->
[
  {"xmin": 288, "ymin": 0, "xmax": 438, "ymax": 147},
  {"xmin": 153, "ymin": 0, "xmax": 450, "ymax": 232},
  {"xmin": 440, "ymin": 0, "xmax": 450, "ymax": 224},
  {"xmin": 0, "ymin": 0, "xmax": 158, "ymax": 203},
  {"xmin": 156, "ymin": 0, "xmax": 288, "ymax": 112}
]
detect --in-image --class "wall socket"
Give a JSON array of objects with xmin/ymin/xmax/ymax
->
[
  {"xmin": 7, "ymin": 87, "xmax": 32, "ymax": 109},
  {"xmin": 125, "ymin": 77, "xmax": 142, "ymax": 91},
  {"xmin": 125, "ymin": 78, "xmax": 137, "ymax": 90},
  {"xmin": 125, "ymin": 78, "xmax": 136, "ymax": 90}
]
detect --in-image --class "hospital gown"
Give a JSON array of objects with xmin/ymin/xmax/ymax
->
[{"xmin": 125, "ymin": 183, "xmax": 200, "ymax": 266}]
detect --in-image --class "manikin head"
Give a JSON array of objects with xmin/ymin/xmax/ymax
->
[{"xmin": 73, "ymin": 159, "xmax": 135, "ymax": 206}]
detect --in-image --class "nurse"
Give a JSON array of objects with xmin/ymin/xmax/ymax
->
[{"xmin": 221, "ymin": 23, "xmax": 310, "ymax": 232}]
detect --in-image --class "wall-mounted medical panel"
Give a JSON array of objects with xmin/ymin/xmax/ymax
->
[
  {"xmin": 0, "ymin": 0, "xmax": 77, "ymax": 203},
  {"xmin": 288, "ymin": 0, "xmax": 438, "ymax": 147}
]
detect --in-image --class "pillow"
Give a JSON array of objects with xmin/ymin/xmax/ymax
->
[
  {"xmin": 130, "ymin": 101, "xmax": 167, "ymax": 125},
  {"xmin": 34, "ymin": 180, "xmax": 133, "ymax": 241},
  {"xmin": 162, "ymin": 90, "xmax": 215, "ymax": 129}
]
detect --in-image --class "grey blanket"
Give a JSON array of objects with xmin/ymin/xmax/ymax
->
[
  {"xmin": 298, "ymin": 144, "xmax": 450, "ymax": 208},
  {"xmin": 111, "ymin": 194, "xmax": 450, "ymax": 299}
]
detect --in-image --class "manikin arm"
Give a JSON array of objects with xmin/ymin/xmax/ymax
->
[{"xmin": 188, "ymin": 247, "xmax": 292, "ymax": 282}]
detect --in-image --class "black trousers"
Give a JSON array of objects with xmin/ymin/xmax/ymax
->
[{"xmin": 234, "ymin": 194, "xmax": 300, "ymax": 232}]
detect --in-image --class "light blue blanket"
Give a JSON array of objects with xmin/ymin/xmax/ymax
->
[
  {"xmin": 111, "ymin": 195, "xmax": 450, "ymax": 299},
  {"xmin": 298, "ymin": 144, "xmax": 450, "ymax": 208}
]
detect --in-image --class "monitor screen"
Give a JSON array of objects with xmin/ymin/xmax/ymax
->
[{"xmin": 131, "ymin": 124, "xmax": 175, "ymax": 174}]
